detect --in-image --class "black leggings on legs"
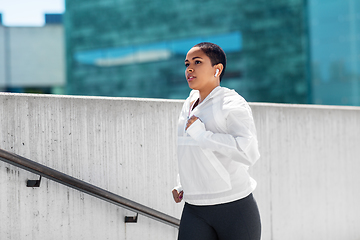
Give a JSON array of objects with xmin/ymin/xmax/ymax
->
[{"xmin": 178, "ymin": 194, "xmax": 261, "ymax": 240}]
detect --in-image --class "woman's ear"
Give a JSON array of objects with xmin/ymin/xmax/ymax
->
[{"xmin": 214, "ymin": 63, "xmax": 224, "ymax": 77}]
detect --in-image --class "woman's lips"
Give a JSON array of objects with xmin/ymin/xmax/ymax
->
[{"xmin": 187, "ymin": 76, "xmax": 196, "ymax": 82}]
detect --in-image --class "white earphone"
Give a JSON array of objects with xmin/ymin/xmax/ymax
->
[{"xmin": 215, "ymin": 69, "xmax": 219, "ymax": 77}]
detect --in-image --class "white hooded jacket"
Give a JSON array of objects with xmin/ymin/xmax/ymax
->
[{"xmin": 175, "ymin": 86, "xmax": 260, "ymax": 205}]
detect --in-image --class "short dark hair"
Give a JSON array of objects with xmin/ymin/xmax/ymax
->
[{"xmin": 194, "ymin": 42, "xmax": 227, "ymax": 82}]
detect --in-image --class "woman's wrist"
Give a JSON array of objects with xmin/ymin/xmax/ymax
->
[{"xmin": 186, "ymin": 118, "xmax": 206, "ymax": 140}]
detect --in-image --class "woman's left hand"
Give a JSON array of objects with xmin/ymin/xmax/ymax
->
[
  {"xmin": 186, "ymin": 115, "xmax": 199, "ymax": 130},
  {"xmin": 172, "ymin": 189, "xmax": 184, "ymax": 203}
]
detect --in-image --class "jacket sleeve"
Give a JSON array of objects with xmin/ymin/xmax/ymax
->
[
  {"xmin": 186, "ymin": 103, "xmax": 260, "ymax": 166},
  {"xmin": 173, "ymin": 100, "xmax": 188, "ymax": 192},
  {"xmin": 173, "ymin": 174, "xmax": 183, "ymax": 192}
]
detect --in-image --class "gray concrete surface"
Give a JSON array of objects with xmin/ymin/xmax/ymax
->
[{"xmin": 1, "ymin": 92, "xmax": 360, "ymax": 239}]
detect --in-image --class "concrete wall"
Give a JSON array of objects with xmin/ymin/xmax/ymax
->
[
  {"xmin": 250, "ymin": 103, "xmax": 360, "ymax": 240},
  {"xmin": 0, "ymin": 92, "xmax": 360, "ymax": 239}
]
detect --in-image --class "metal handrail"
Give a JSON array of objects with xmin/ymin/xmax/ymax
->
[{"xmin": 0, "ymin": 148, "xmax": 180, "ymax": 228}]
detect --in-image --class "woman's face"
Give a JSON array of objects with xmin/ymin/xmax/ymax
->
[{"xmin": 184, "ymin": 47, "xmax": 218, "ymax": 91}]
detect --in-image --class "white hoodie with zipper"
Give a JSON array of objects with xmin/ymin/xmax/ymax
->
[{"xmin": 175, "ymin": 86, "xmax": 260, "ymax": 205}]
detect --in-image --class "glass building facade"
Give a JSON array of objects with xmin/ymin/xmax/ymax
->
[
  {"xmin": 309, "ymin": 0, "xmax": 360, "ymax": 106},
  {"xmin": 64, "ymin": 0, "xmax": 360, "ymax": 105},
  {"xmin": 0, "ymin": 14, "xmax": 65, "ymax": 94}
]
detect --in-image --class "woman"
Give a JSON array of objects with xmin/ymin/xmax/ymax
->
[{"xmin": 172, "ymin": 42, "xmax": 261, "ymax": 240}]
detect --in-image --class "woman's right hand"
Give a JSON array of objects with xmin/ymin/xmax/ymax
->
[
  {"xmin": 186, "ymin": 115, "xmax": 199, "ymax": 130},
  {"xmin": 172, "ymin": 189, "xmax": 184, "ymax": 203}
]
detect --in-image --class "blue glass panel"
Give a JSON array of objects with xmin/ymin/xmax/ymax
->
[
  {"xmin": 102, "ymin": 47, "xmax": 133, "ymax": 59},
  {"xmin": 203, "ymin": 32, "xmax": 242, "ymax": 52},
  {"xmin": 74, "ymin": 31, "xmax": 242, "ymax": 65},
  {"xmin": 310, "ymin": 0, "xmax": 360, "ymax": 105},
  {"xmin": 170, "ymin": 37, "xmax": 203, "ymax": 55}
]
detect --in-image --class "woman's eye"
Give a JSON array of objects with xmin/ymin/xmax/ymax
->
[
  {"xmin": 185, "ymin": 63, "xmax": 189, "ymax": 67},
  {"xmin": 195, "ymin": 60, "xmax": 201, "ymax": 64}
]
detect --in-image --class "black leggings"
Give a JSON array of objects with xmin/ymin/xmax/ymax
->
[{"xmin": 178, "ymin": 194, "xmax": 261, "ymax": 240}]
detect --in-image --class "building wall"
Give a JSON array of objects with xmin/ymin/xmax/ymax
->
[
  {"xmin": 9, "ymin": 26, "xmax": 65, "ymax": 87},
  {"xmin": 309, "ymin": 0, "xmax": 360, "ymax": 106},
  {"xmin": 0, "ymin": 26, "xmax": 6, "ymax": 87},
  {"xmin": 0, "ymin": 25, "xmax": 65, "ymax": 90},
  {"xmin": 65, "ymin": 0, "xmax": 309, "ymax": 103},
  {"xmin": 1, "ymin": 93, "xmax": 360, "ymax": 239}
]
